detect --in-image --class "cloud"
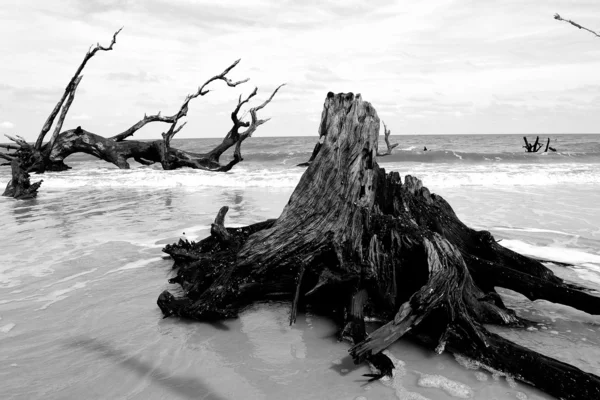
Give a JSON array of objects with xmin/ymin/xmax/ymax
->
[
  {"xmin": 70, "ymin": 114, "xmax": 92, "ymax": 121},
  {"xmin": 2, "ymin": 0, "xmax": 600, "ymax": 139},
  {"xmin": 0, "ymin": 121, "xmax": 15, "ymax": 129},
  {"xmin": 106, "ymin": 71, "xmax": 161, "ymax": 83}
]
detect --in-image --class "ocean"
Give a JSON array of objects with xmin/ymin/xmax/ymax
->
[{"xmin": 1, "ymin": 133, "xmax": 599, "ymax": 400}]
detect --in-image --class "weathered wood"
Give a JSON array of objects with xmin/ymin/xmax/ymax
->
[
  {"xmin": 523, "ymin": 136, "xmax": 552, "ymax": 153},
  {"xmin": 555, "ymin": 13, "xmax": 600, "ymax": 38},
  {"xmin": 35, "ymin": 29, "xmax": 122, "ymax": 151},
  {"xmin": 158, "ymin": 92, "xmax": 600, "ymax": 400},
  {"xmin": 211, "ymin": 206, "xmax": 232, "ymax": 244},
  {"xmin": 532, "ymin": 136, "xmax": 541, "ymax": 152},
  {"xmin": 376, "ymin": 121, "xmax": 398, "ymax": 157},
  {"xmin": 522, "ymin": 136, "xmax": 532, "ymax": 152},
  {"xmin": 2, "ymin": 31, "xmax": 284, "ymax": 186},
  {"xmin": 2, "ymin": 157, "xmax": 42, "ymax": 199}
]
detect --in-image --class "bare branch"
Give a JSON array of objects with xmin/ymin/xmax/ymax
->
[
  {"xmin": 5, "ymin": 134, "xmax": 31, "ymax": 148},
  {"xmin": 0, "ymin": 153, "xmax": 14, "ymax": 162},
  {"xmin": 377, "ymin": 121, "xmax": 399, "ymax": 157},
  {"xmin": 232, "ymin": 84, "xmax": 285, "ymax": 161},
  {"xmin": 554, "ymin": 13, "xmax": 600, "ymax": 38},
  {"xmin": 160, "ymin": 60, "xmax": 248, "ymax": 149},
  {"xmin": 110, "ymin": 112, "xmax": 178, "ymax": 142},
  {"xmin": 252, "ymin": 83, "xmax": 286, "ymax": 113},
  {"xmin": 198, "ymin": 59, "xmax": 249, "ymax": 96},
  {"xmin": 35, "ymin": 28, "xmax": 123, "ymax": 150},
  {"xmin": 231, "ymin": 87, "xmax": 258, "ymax": 127},
  {"xmin": 0, "ymin": 144, "xmax": 21, "ymax": 151},
  {"xmin": 47, "ymin": 75, "xmax": 83, "ymax": 154}
]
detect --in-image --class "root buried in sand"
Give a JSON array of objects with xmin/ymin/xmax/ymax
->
[{"xmin": 158, "ymin": 92, "xmax": 600, "ymax": 400}]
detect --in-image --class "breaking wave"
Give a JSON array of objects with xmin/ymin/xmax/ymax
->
[{"xmin": 1, "ymin": 161, "xmax": 600, "ymax": 190}]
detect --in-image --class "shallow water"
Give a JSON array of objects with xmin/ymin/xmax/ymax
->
[{"xmin": 2, "ymin": 135, "xmax": 600, "ymax": 399}]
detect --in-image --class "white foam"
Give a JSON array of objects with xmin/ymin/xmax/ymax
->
[
  {"xmin": 417, "ymin": 374, "xmax": 473, "ymax": 398},
  {"xmin": 104, "ymin": 257, "xmax": 163, "ymax": 275},
  {"xmin": 0, "ymin": 323, "xmax": 16, "ymax": 333},
  {"xmin": 571, "ymin": 268, "xmax": 600, "ymax": 286},
  {"xmin": 371, "ymin": 351, "xmax": 431, "ymax": 400},
  {"xmin": 17, "ymin": 167, "xmax": 304, "ymax": 190},
  {"xmin": 36, "ymin": 281, "xmax": 89, "ymax": 310},
  {"xmin": 505, "ymin": 376, "xmax": 518, "ymax": 389},
  {"xmin": 0, "ymin": 264, "xmax": 55, "ymax": 289},
  {"xmin": 384, "ymin": 163, "xmax": 600, "ymax": 188},
  {"xmin": 454, "ymin": 354, "xmax": 481, "ymax": 370},
  {"xmin": 499, "ymin": 240, "xmax": 600, "ymax": 265},
  {"xmin": 474, "ymin": 372, "xmax": 488, "ymax": 381},
  {"xmin": 493, "ymin": 227, "xmax": 579, "ymax": 237},
  {"xmin": 43, "ymin": 269, "xmax": 98, "ymax": 288}
]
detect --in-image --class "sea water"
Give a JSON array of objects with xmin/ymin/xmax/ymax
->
[{"xmin": 1, "ymin": 134, "xmax": 599, "ymax": 399}]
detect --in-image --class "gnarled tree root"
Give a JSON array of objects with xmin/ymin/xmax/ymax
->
[{"xmin": 158, "ymin": 93, "xmax": 600, "ymax": 400}]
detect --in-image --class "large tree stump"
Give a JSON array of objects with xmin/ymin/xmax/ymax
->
[{"xmin": 158, "ymin": 92, "xmax": 600, "ymax": 400}]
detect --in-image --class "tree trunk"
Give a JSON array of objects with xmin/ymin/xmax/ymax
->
[
  {"xmin": 46, "ymin": 126, "xmax": 238, "ymax": 172},
  {"xmin": 2, "ymin": 157, "xmax": 43, "ymax": 200},
  {"xmin": 158, "ymin": 92, "xmax": 600, "ymax": 400}
]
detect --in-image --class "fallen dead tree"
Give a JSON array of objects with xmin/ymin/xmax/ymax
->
[
  {"xmin": 158, "ymin": 92, "xmax": 600, "ymax": 400},
  {"xmin": 1, "ymin": 29, "xmax": 284, "ymax": 199}
]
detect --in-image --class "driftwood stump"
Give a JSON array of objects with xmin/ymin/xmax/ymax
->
[
  {"xmin": 158, "ymin": 92, "xmax": 600, "ymax": 400},
  {"xmin": 1, "ymin": 157, "xmax": 42, "ymax": 200}
]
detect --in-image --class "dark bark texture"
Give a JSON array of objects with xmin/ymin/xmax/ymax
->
[
  {"xmin": 2, "ymin": 156, "xmax": 43, "ymax": 200},
  {"xmin": 158, "ymin": 93, "xmax": 600, "ymax": 400}
]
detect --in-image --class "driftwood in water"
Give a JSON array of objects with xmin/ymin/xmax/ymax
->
[
  {"xmin": 2, "ymin": 29, "xmax": 284, "ymax": 199},
  {"xmin": 1, "ymin": 152, "xmax": 42, "ymax": 200},
  {"xmin": 158, "ymin": 93, "xmax": 600, "ymax": 400},
  {"xmin": 523, "ymin": 136, "xmax": 555, "ymax": 153},
  {"xmin": 376, "ymin": 121, "xmax": 399, "ymax": 157}
]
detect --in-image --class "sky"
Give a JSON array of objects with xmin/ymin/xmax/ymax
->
[{"xmin": 1, "ymin": 0, "xmax": 600, "ymax": 140}]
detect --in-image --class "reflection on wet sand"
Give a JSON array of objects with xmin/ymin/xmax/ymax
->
[{"xmin": 63, "ymin": 336, "xmax": 228, "ymax": 400}]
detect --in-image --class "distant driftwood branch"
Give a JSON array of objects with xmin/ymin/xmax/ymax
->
[
  {"xmin": 554, "ymin": 13, "xmax": 600, "ymax": 38},
  {"xmin": 523, "ymin": 136, "xmax": 556, "ymax": 153}
]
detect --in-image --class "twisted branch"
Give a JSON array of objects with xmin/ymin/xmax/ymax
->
[
  {"xmin": 110, "ymin": 112, "xmax": 179, "ymax": 142},
  {"xmin": 554, "ymin": 13, "xmax": 600, "ymax": 38},
  {"xmin": 47, "ymin": 76, "xmax": 83, "ymax": 154},
  {"xmin": 5, "ymin": 134, "xmax": 31, "ymax": 148},
  {"xmin": 377, "ymin": 121, "xmax": 398, "ymax": 157},
  {"xmin": 162, "ymin": 59, "xmax": 249, "ymax": 149},
  {"xmin": 232, "ymin": 84, "xmax": 286, "ymax": 161},
  {"xmin": 35, "ymin": 28, "xmax": 123, "ymax": 150}
]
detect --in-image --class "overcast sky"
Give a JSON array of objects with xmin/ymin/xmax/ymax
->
[{"xmin": 1, "ymin": 0, "xmax": 599, "ymax": 140}]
